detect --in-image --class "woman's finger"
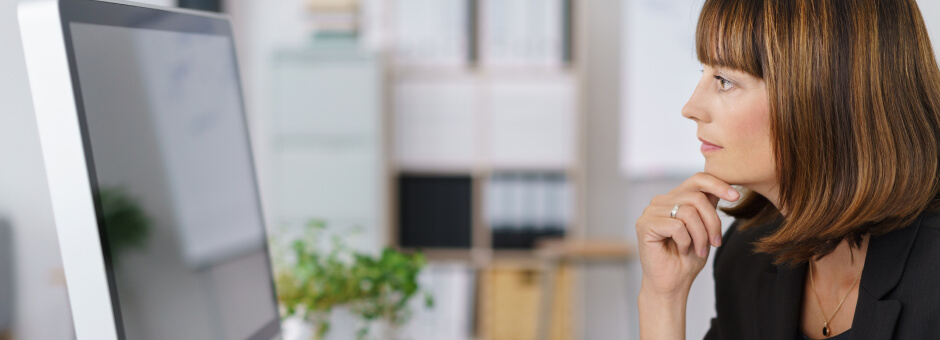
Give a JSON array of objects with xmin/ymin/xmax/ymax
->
[
  {"xmin": 674, "ymin": 172, "xmax": 740, "ymax": 204},
  {"xmin": 671, "ymin": 205, "xmax": 709, "ymax": 257},
  {"xmin": 680, "ymin": 192, "xmax": 724, "ymax": 247},
  {"xmin": 646, "ymin": 217, "xmax": 693, "ymax": 256}
]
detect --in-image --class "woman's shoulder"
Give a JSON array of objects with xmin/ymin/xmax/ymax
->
[
  {"xmin": 897, "ymin": 209, "xmax": 940, "ymax": 284},
  {"xmin": 881, "ymin": 208, "xmax": 940, "ymax": 278},
  {"xmin": 873, "ymin": 209, "xmax": 940, "ymax": 337},
  {"xmin": 917, "ymin": 208, "xmax": 940, "ymax": 234}
]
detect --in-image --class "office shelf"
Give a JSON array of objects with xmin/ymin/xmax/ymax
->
[{"xmin": 384, "ymin": 1, "xmax": 586, "ymax": 339}]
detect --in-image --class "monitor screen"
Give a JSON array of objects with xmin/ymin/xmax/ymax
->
[{"xmin": 61, "ymin": 2, "xmax": 280, "ymax": 339}]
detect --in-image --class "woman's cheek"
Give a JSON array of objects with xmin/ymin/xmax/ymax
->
[{"xmin": 731, "ymin": 115, "xmax": 771, "ymax": 155}]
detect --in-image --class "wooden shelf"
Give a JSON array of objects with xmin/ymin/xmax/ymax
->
[
  {"xmin": 399, "ymin": 247, "xmax": 473, "ymax": 261},
  {"xmin": 535, "ymin": 239, "xmax": 636, "ymax": 262},
  {"xmin": 400, "ymin": 240, "xmax": 637, "ymax": 271},
  {"xmin": 399, "ymin": 247, "xmax": 566, "ymax": 269}
]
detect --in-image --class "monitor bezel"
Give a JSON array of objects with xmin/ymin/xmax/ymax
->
[{"xmin": 19, "ymin": 1, "xmax": 281, "ymax": 339}]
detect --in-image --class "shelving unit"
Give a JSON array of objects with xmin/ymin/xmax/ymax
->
[
  {"xmin": 387, "ymin": 0, "xmax": 583, "ymax": 259},
  {"xmin": 384, "ymin": 1, "xmax": 585, "ymax": 340}
]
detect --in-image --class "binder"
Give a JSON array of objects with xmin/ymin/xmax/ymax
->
[
  {"xmin": 489, "ymin": 172, "xmax": 567, "ymax": 249},
  {"xmin": 398, "ymin": 175, "xmax": 473, "ymax": 248}
]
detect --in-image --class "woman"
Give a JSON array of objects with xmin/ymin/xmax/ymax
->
[{"xmin": 635, "ymin": 0, "xmax": 940, "ymax": 339}]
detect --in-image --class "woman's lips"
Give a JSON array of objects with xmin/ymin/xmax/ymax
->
[
  {"xmin": 701, "ymin": 143, "xmax": 723, "ymax": 152},
  {"xmin": 698, "ymin": 137, "xmax": 723, "ymax": 152}
]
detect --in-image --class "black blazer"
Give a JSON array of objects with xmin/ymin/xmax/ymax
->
[{"xmin": 703, "ymin": 209, "xmax": 940, "ymax": 340}]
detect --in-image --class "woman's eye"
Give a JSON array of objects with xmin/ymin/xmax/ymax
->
[{"xmin": 714, "ymin": 75, "xmax": 734, "ymax": 91}]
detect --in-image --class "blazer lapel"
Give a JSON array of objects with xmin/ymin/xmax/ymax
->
[{"xmin": 849, "ymin": 213, "xmax": 924, "ymax": 340}]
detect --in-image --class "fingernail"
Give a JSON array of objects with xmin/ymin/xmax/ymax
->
[
  {"xmin": 727, "ymin": 188, "xmax": 739, "ymax": 200},
  {"xmin": 700, "ymin": 247, "xmax": 708, "ymax": 258},
  {"xmin": 713, "ymin": 235, "xmax": 722, "ymax": 247}
]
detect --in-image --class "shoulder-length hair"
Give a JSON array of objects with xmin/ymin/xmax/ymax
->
[{"xmin": 697, "ymin": 0, "xmax": 940, "ymax": 266}]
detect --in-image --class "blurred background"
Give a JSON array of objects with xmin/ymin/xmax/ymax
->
[{"xmin": 3, "ymin": 0, "xmax": 940, "ymax": 339}]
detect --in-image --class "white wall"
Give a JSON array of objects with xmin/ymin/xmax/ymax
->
[
  {"xmin": 919, "ymin": 0, "xmax": 940, "ymax": 50},
  {"xmin": 620, "ymin": 0, "xmax": 705, "ymax": 179}
]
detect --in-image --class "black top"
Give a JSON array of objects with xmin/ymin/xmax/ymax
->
[
  {"xmin": 800, "ymin": 329, "xmax": 851, "ymax": 340},
  {"xmin": 703, "ymin": 209, "xmax": 940, "ymax": 340}
]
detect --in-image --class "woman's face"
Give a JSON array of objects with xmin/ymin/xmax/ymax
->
[{"xmin": 681, "ymin": 65, "xmax": 776, "ymax": 192}]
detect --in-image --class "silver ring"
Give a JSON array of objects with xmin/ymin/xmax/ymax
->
[{"xmin": 670, "ymin": 204, "xmax": 681, "ymax": 218}]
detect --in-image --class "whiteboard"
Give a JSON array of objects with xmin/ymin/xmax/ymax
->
[{"xmin": 620, "ymin": 0, "xmax": 708, "ymax": 179}]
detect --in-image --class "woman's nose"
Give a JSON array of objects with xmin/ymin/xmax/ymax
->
[{"xmin": 681, "ymin": 81, "xmax": 710, "ymax": 123}]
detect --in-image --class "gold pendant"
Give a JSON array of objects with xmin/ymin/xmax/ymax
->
[{"xmin": 822, "ymin": 324, "xmax": 830, "ymax": 337}]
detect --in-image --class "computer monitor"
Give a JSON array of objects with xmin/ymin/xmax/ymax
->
[
  {"xmin": 18, "ymin": 1, "xmax": 281, "ymax": 339},
  {"xmin": 0, "ymin": 220, "xmax": 10, "ymax": 337}
]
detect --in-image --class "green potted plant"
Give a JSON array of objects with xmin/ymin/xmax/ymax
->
[{"xmin": 271, "ymin": 220, "xmax": 433, "ymax": 340}]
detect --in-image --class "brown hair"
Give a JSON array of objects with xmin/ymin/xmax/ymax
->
[{"xmin": 696, "ymin": 0, "xmax": 940, "ymax": 267}]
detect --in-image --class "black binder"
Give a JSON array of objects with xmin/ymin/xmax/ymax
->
[{"xmin": 398, "ymin": 175, "xmax": 473, "ymax": 248}]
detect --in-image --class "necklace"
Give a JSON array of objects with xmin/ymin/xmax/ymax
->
[{"xmin": 809, "ymin": 260, "xmax": 861, "ymax": 337}]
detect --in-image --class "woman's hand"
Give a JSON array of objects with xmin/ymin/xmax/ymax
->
[
  {"xmin": 635, "ymin": 173, "xmax": 739, "ymax": 340},
  {"xmin": 635, "ymin": 172, "xmax": 739, "ymax": 297}
]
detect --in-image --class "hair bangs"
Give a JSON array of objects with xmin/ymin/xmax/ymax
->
[{"xmin": 695, "ymin": 0, "xmax": 765, "ymax": 78}]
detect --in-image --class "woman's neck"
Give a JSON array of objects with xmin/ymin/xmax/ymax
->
[
  {"xmin": 743, "ymin": 181, "xmax": 785, "ymax": 214},
  {"xmin": 811, "ymin": 234, "xmax": 870, "ymax": 286}
]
